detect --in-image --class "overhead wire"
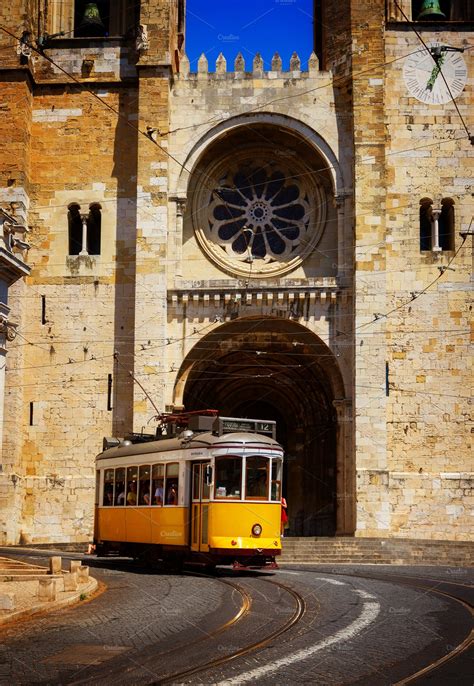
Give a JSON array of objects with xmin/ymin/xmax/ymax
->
[{"xmin": 1, "ymin": 20, "xmax": 471, "ymax": 413}]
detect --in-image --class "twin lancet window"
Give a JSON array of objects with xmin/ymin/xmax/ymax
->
[
  {"xmin": 68, "ymin": 203, "xmax": 101, "ymax": 256},
  {"xmin": 419, "ymin": 198, "xmax": 455, "ymax": 252}
]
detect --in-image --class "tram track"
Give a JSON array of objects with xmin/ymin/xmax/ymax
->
[
  {"xmin": 150, "ymin": 574, "xmax": 306, "ymax": 685},
  {"xmin": 64, "ymin": 569, "xmax": 306, "ymax": 685},
  {"xmin": 298, "ymin": 567, "xmax": 473, "ymax": 685}
]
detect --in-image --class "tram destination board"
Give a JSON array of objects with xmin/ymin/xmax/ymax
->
[{"xmin": 214, "ymin": 417, "xmax": 276, "ymax": 439}]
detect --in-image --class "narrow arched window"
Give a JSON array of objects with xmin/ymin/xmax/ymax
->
[
  {"xmin": 419, "ymin": 197, "xmax": 455, "ymax": 252},
  {"xmin": 439, "ymin": 198, "xmax": 455, "ymax": 251},
  {"xmin": 68, "ymin": 203, "xmax": 83, "ymax": 255},
  {"xmin": 419, "ymin": 198, "xmax": 432, "ymax": 251},
  {"xmin": 87, "ymin": 203, "xmax": 102, "ymax": 255}
]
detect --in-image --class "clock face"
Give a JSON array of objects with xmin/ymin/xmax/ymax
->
[{"xmin": 403, "ymin": 43, "xmax": 468, "ymax": 104}]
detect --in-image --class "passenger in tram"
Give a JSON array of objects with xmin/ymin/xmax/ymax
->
[
  {"xmin": 103, "ymin": 488, "xmax": 113, "ymax": 506},
  {"xmin": 127, "ymin": 482, "xmax": 137, "ymax": 506},
  {"xmin": 166, "ymin": 482, "xmax": 178, "ymax": 505},
  {"xmin": 154, "ymin": 484, "xmax": 164, "ymax": 505},
  {"xmin": 255, "ymin": 472, "xmax": 268, "ymax": 498}
]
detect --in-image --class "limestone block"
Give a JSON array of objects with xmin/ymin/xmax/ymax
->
[
  {"xmin": 38, "ymin": 578, "xmax": 57, "ymax": 602},
  {"xmin": 63, "ymin": 572, "xmax": 78, "ymax": 592},
  {"xmin": 0, "ymin": 593, "xmax": 15, "ymax": 610},
  {"xmin": 77, "ymin": 566, "xmax": 89, "ymax": 584},
  {"xmin": 49, "ymin": 556, "xmax": 62, "ymax": 574},
  {"xmin": 70, "ymin": 560, "xmax": 82, "ymax": 574}
]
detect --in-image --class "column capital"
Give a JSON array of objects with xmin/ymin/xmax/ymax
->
[
  {"xmin": 332, "ymin": 398, "xmax": 352, "ymax": 418},
  {"xmin": 170, "ymin": 197, "xmax": 187, "ymax": 216}
]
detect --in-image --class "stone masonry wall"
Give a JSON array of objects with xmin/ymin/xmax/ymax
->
[{"xmin": 355, "ymin": 21, "xmax": 473, "ymax": 540}]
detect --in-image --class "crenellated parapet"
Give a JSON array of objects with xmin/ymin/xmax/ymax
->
[{"xmin": 178, "ymin": 50, "xmax": 324, "ymax": 79}]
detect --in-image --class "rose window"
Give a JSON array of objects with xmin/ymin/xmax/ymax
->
[{"xmin": 192, "ymin": 151, "xmax": 328, "ymax": 278}]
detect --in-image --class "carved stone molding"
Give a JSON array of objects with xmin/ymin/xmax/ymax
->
[
  {"xmin": 0, "ymin": 315, "xmax": 17, "ymax": 341},
  {"xmin": 136, "ymin": 24, "xmax": 149, "ymax": 54}
]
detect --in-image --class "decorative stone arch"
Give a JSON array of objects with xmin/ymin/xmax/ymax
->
[
  {"xmin": 173, "ymin": 111, "xmax": 345, "ymax": 198},
  {"xmin": 172, "ymin": 316, "xmax": 354, "ymax": 536},
  {"xmin": 172, "ymin": 113, "xmax": 349, "ymax": 279}
]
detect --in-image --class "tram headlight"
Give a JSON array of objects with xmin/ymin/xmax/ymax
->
[{"xmin": 252, "ymin": 523, "xmax": 262, "ymax": 537}]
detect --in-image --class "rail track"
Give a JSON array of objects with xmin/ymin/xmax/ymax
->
[
  {"xmin": 297, "ymin": 566, "xmax": 473, "ymax": 686},
  {"xmin": 153, "ymin": 573, "xmax": 306, "ymax": 685}
]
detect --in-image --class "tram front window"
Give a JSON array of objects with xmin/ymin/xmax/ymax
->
[
  {"xmin": 246, "ymin": 456, "xmax": 269, "ymax": 500},
  {"xmin": 215, "ymin": 456, "xmax": 242, "ymax": 499}
]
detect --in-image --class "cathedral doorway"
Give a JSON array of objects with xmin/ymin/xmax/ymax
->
[{"xmin": 175, "ymin": 317, "xmax": 353, "ymax": 537}]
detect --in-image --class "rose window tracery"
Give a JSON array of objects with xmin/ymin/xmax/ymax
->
[{"xmin": 192, "ymin": 148, "xmax": 329, "ymax": 278}]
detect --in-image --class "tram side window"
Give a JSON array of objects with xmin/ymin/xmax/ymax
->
[
  {"xmin": 152, "ymin": 464, "xmax": 164, "ymax": 505},
  {"xmin": 165, "ymin": 463, "xmax": 179, "ymax": 505},
  {"xmin": 126, "ymin": 466, "xmax": 138, "ymax": 506},
  {"xmin": 103, "ymin": 468, "xmax": 114, "ymax": 506},
  {"xmin": 138, "ymin": 465, "xmax": 151, "ymax": 505},
  {"xmin": 115, "ymin": 468, "xmax": 125, "ymax": 505},
  {"xmin": 271, "ymin": 459, "xmax": 282, "ymax": 501},
  {"xmin": 215, "ymin": 456, "xmax": 242, "ymax": 499},
  {"xmin": 246, "ymin": 456, "xmax": 269, "ymax": 500}
]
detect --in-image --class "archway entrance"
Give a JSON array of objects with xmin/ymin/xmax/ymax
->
[{"xmin": 175, "ymin": 318, "xmax": 352, "ymax": 537}]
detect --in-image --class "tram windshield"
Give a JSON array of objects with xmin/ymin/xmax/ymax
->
[
  {"xmin": 246, "ymin": 456, "xmax": 269, "ymax": 499},
  {"xmin": 215, "ymin": 456, "xmax": 242, "ymax": 499},
  {"xmin": 214, "ymin": 455, "xmax": 274, "ymax": 500}
]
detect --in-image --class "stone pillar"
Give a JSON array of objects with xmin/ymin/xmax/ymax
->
[
  {"xmin": 0, "ymin": 211, "xmax": 31, "ymax": 474},
  {"xmin": 48, "ymin": 0, "xmax": 75, "ymax": 36},
  {"xmin": 335, "ymin": 194, "xmax": 350, "ymax": 283},
  {"xmin": 79, "ymin": 214, "xmax": 89, "ymax": 255},
  {"xmin": 333, "ymin": 398, "xmax": 355, "ymax": 535},
  {"xmin": 77, "ymin": 566, "xmax": 90, "ymax": 584},
  {"xmin": 431, "ymin": 208, "xmax": 442, "ymax": 255},
  {"xmin": 63, "ymin": 572, "xmax": 78, "ymax": 591},
  {"xmin": 70, "ymin": 560, "xmax": 82, "ymax": 574},
  {"xmin": 38, "ymin": 578, "xmax": 57, "ymax": 601},
  {"xmin": 49, "ymin": 556, "xmax": 62, "ymax": 574},
  {"xmin": 386, "ymin": 0, "xmax": 411, "ymax": 21},
  {"xmin": 174, "ymin": 198, "xmax": 186, "ymax": 278}
]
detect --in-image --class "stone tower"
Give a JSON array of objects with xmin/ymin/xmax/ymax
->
[{"xmin": 0, "ymin": 0, "xmax": 472, "ymax": 544}]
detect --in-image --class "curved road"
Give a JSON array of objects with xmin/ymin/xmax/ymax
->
[{"xmin": 0, "ymin": 550, "xmax": 472, "ymax": 685}]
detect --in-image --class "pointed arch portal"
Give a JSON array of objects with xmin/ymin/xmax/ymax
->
[{"xmin": 174, "ymin": 318, "xmax": 355, "ymax": 536}]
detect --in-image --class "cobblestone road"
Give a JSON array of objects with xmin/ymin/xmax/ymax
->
[{"xmin": 0, "ymin": 553, "xmax": 471, "ymax": 685}]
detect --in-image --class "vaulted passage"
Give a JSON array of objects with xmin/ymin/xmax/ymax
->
[{"xmin": 177, "ymin": 318, "xmax": 350, "ymax": 536}]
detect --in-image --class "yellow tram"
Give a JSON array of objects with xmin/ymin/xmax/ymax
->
[{"xmin": 94, "ymin": 413, "xmax": 284, "ymax": 569}]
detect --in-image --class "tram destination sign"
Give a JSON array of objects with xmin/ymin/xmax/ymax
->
[{"xmin": 214, "ymin": 417, "xmax": 276, "ymax": 439}]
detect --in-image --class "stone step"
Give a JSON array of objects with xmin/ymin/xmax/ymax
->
[
  {"xmin": 0, "ymin": 567, "xmax": 48, "ymax": 577},
  {"xmin": 0, "ymin": 573, "xmax": 63, "ymax": 582},
  {"xmin": 279, "ymin": 538, "xmax": 473, "ymax": 566}
]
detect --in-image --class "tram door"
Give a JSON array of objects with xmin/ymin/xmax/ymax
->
[{"xmin": 190, "ymin": 462, "xmax": 211, "ymax": 553}]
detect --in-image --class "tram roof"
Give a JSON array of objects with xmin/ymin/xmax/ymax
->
[{"xmin": 96, "ymin": 431, "xmax": 282, "ymax": 462}]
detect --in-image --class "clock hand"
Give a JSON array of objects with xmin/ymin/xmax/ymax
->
[{"xmin": 426, "ymin": 53, "xmax": 445, "ymax": 91}]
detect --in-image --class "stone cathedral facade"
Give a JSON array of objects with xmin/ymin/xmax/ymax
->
[{"xmin": 0, "ymin": 1, "xmax": 472, "ymax": 545}]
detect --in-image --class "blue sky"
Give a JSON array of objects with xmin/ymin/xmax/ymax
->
[{"xmin": 185, "ymin": 0, "xmax": 314, "ymax": 72}]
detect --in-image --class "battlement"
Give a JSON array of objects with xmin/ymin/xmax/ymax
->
[{"xmin": 178, "ymin": 50, "xmax": 328, "ymax": 80}]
